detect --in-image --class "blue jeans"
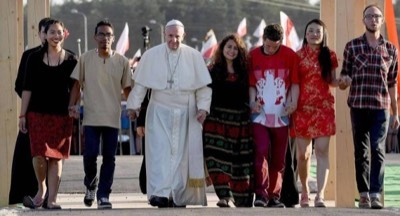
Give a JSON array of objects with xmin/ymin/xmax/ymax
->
[
  {"xmin": 350, "ymin": 108, "xmax": 389, "ymax": 195},
  {"xmin": 83, "ymin": 126, "xmax": 118, "ymax": 199}
]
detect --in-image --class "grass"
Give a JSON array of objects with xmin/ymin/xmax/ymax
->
[{"xmin": 310, "ymin": 163, "xmax": 400, "ymax": 207}]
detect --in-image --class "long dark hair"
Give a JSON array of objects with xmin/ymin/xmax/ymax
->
[
  {"xmin": 302, "ymin": 19, "xmax": 332, "ymax": 83},
  {"xmin": 41, "ymin": 19, "xmax": 65, "ymax": 54},
  {"xmin": 210, "ymin": 33, "xmax": 248, "ymax": 85}
]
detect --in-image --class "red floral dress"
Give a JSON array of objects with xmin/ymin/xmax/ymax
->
[{"xmin": 290, "ymin": 45, "xmax": 338, "ymax": 138}]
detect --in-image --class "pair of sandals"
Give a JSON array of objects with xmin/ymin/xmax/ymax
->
[{"xmin": 23, "ymin": 196, "xmax": 61, "ymax": 210}]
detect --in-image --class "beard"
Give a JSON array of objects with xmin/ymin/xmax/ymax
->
[{"xmin": 366, "ymin": 25, "xmax": 378, "ymax": 33}]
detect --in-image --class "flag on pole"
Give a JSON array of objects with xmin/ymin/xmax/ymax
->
[
  {"xmin": 116, "ymin": 22, "xmax": 129, "ymax": 55},
  {"xmin": 280, "ymin": 11, "xmax": 300, "ymax": 51},
  {"xmin": 200, "ymin": 29, "xmax": 218, "ymax": 60},
  {"xmin": 129, "ymin": 49, "xmax": 141, "ymax": 68},
  {"xmin": 384, "ymin": 0, "xmax": 400, "ymax": 96},
  {"xmin": 237, "ymin": 18, "xmax": 247, "ymax": 37},
  {"xmin": 253, "ymin": 19, "xmax": 266, "ymax": 47}
]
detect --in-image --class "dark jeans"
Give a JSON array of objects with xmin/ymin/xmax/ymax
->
[
  {"xmin": 350, "ymin": 108, "xmax": 389, "ymax": 195},
  {"xmin": 83, "ymin": 126, "xmax": 118, "ymax": 199}
]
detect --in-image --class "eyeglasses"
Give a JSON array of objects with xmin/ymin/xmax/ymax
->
[
  {"xmin": 96, "ymin": 33, "xmax": 114, "ymax": 39},
  {"xmin": 364, "ymin": 14, "xmax": 383, "ymax": 20}
]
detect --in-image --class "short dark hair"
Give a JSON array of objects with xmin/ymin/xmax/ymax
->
[
  {"xmin": 262, "ymin": 24, "xmax": 283, "ymax": 42},
  {"xmin": 363, "ymin": 4, "xmax": 383, "ymax": 17},
  {"xmin": 38, "ymin": 17, "xmax": 52, "ymax": 31},
  {"xmin": 95, "ymin": 20, "xmax": 114, "ymax": 35}
]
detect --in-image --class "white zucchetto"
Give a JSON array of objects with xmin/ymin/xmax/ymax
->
[{"xmin": 165, "ymin": 19, "xmax": 184, "ymax": 29}]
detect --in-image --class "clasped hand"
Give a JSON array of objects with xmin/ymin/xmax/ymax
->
[
  {"xmin": 196, "ymin": 109, "xmax": 207, "ymax": 124},
  {"xmin": 338, "ymin": 75, "xmax": 352, "ymax": 90},
  {"xmin": 68, "ymin": 105, "xmax": 80, "ymax": 119}
]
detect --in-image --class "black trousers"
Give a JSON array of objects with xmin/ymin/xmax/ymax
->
[
  {"xmin": 8, "ymin": 131, "xmax": 37, "ymax": 204},
  {"xmin": 139, "ymin": 138, "xmax": 146, "ymax": 194},
  {"xmin": 280, "ymin": 138, "xmax": 299, "ymax": 207}
]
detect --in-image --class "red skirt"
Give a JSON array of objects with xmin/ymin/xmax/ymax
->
[{"xmin": 27, "ymin": 112, "xmax": 73, "ymax": 159}]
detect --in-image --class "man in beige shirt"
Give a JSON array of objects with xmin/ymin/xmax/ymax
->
[{"xmin": 69, "ymin": 20, "xmax": 131, "ymax": 209}]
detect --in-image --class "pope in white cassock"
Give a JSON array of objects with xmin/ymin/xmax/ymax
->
[{"xmin": 127, "ymin": 19, "xmax": 212, "ymax": 207}]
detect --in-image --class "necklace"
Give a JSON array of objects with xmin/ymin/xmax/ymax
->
[
  {"xmin": 46, "ymin": 49, "xmax": 62, "ymax": 66},
  {"xmin": 165, "ymin": 48, "xmax": 182, "ymax": 89}
]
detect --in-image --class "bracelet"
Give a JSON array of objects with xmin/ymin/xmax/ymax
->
[{"xmin": 19, "ymin": 114, "xmax": 26, "ymax": 118}]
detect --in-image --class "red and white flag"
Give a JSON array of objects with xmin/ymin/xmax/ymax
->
[
  {"xmin": 116, "ymin": 22, "xmax": 129, "ymax": 55},
  {"xmin": 280, "ymin": 11, "xmax": 300, "ymax": 51},
  {"xmin": 253, "ymin": 19, "xmax": 266, "ymax": 47},
  {"xmin": 129, "ymin": 49, "xmax": 141, "ymax": 68},
  {"xmin": 237, "ymin": 18, "xmax": 247, "ymax": 37},
  {"xmin": 201, "ymin": 29, "xmax": 218, "ymax": 60}
]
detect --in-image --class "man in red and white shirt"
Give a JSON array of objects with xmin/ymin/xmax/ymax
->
[{"xmin": 248, "ymin": 23, "xmax": 300, "ymax": 208}]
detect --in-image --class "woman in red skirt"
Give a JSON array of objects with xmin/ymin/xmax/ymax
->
[{"xmin": 18, "ymin": 19, "xmax": 77, "ymax": 209}]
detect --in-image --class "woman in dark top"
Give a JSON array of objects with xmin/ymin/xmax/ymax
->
[
  {"xmin": 19, "ymin": 19, "xmax": 77, "ymax": 209},
  {"xmin": 203, "ymin": 34, "xmax": 254, "ymax": 207}
]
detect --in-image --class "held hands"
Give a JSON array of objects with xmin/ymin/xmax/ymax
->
[
  {"xmin": 250, "ymin": 101, "xmax": 262, "ymax": 113},
  {"xmin": 68, "ymin": 105, "xmax": 80, "ymax": 119},
  {"xmin": 283, "ymin": 102, "xmax": 297, "ymax": 116},
  {"xmin": 128, "ymin": 109, "xmax": 140, "ymax": 120},
  {"xmin": 338, "ymin": 75, "xmax": 352, "ymax": 90},
  {"xmin": 196, "ymin": 109, "xmax": 207, "ymax": 124},
  {"xmin": 137, "ymin": 126, "xmax": 145, "ymax": 137}
]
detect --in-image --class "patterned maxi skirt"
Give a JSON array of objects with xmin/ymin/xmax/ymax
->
[
  {"xmin": 203, "ymin": 107, "xmax": 254, "ymax": 207},
  {"xmin": 27, "ymin": 112, "xmax": 73, "ymax": 159}
]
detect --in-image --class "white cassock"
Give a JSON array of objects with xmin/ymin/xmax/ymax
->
[{"xmin": 127, "ymin": 43, "xmax": 212, "ymax": 206}]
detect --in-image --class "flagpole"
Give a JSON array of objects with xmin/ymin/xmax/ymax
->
[
  {"xmin": 71, "ymin": 9, "xmax": 88, "ymax": 53},
  {"xmin": 77, "ymin": 38, "xmax": 82, "ymax": 56}
]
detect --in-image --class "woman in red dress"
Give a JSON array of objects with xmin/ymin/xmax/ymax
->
[
  {"xmin": 290, "ymin": 19, "xmax": 338, "ymax": 208},
  {"xmin": 19, "ymin": 19, "xmax": 77, "ymax": 209}
]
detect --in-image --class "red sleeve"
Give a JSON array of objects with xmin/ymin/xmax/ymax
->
[{"xmin": 330, "ymin": 50, "xmax": 339, "ymax": 69}]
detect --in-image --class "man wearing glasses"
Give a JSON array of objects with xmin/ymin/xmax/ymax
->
[
  {"xmin": 68, "ymin": 20, "xmax": 132, "ymax": 209},
  {"xmin": 339, "ymin": 4, "xmax": 399, "ymax": 209}
]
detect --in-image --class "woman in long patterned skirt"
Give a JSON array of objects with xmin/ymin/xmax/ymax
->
[{"xmin": 203, "ymin": 34, "xmax": 253, "ymax": 207}]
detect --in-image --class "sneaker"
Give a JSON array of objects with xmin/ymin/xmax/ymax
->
[
  {"xmin": 371, "ymin": 197, "xmax": 383, "ymax": 209},
  {"xmin": 358, "ymin": 196, "xmax": 371, "ymax": 209},
  {"xmin": 97, "ymin": 197, "xmax": 112, "ymax": 209},
  {"xmin": 267, "ymin": 198, "xmax": 285, "ymax": 208},
  {"xmin": 84, "ymin": 188, "xmax": 96, "ymax": 207},
  {"xmin": 254, "ymin": 195, "xmax": 268, "ymax": 207},
  {"xmin": 314, "ymin": 196, "xmax": 326, "ymax": 208},
  {"xmin": 300, "ymin": 193, "xmax": 310, "ymax": 208}
]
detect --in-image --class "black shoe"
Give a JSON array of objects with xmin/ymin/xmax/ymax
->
[
  {"xmin": 84, "ymin": 188, "xmax": 96, "ymax": 207},
  {"xmin": 97, "ymin": 197, "xmax": 112, "ymax": 209},
  {"xmin": 267, "ymin": 198, "xmax": 285, "ymax": 208},
  {"xmin": 254, "ymin": 195, "xmax": 268, "ymax": 207},
  {"xmin": 149, "ymin": 196, "xmax": 169, "ymax": 208}
]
